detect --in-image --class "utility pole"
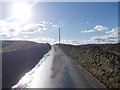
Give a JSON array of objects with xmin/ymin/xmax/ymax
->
[{"xmin": 59, "ymin": 27, "xmax": 60, "ymax": 44}]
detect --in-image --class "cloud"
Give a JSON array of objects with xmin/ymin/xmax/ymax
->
[
  {"xmin": 0, "ymin": 20, "xmax": 47, "ymax": 37},
  {"xmin": 33, "ymin": 37, "xmax": 56, "ymax": 45},
  {"xmin": 0, "ymin": 20, "xmax": 60, "ymax": 37},
  {"xmin": 79, "ymin": 27, "xmax": 119, "ymax": 44},
  {"xmin": 40, "ymin": 20, "xmax": 53, "ymax": 26},
  {"xmin": 64, "ymin": 27, "xmax": 119, "ymax": 44},
  {"xmin": 33, "ymin": 27, "xmax": 118, "ymax": 45},
  {"xmin": 90, "ymin": 35, "xmax": 118, "ymax": 43},
  {"xmin": 10, "ymin": 37, "xmax": 24, "ymax": 40},
  {"xmin": 21, "ymin": 23, "xmax": 46, "ymax": 33},
  {"xmin": 23, "ymin": 36, "xmax": 29, "ymax": 38},
  {"xmin": 106, "ymin": 28, "xmax": 118, "ymax": 34},
  {"xmin": 94, "ymin": 25, "xmax": 108, "ymax": 31},
  {"xmin": 0, "ymin": 21, "xmax": 21, "ymax": 37},
  {"xmin": 40, "ymin": 20, "xmax": 64, "ymax": 28},
  {"xmin": 61, "ymin": 40, "xmax": 81, "ymax": 45},
  {"xmin": 80, "ymin": 30, "xmax": 95, "ymax": 33},
  {"xmin": 80, "ymin": 21, "xmax": 89, "ymax": 25},
  {"xmin": 86, "ymin": 22, "xmax": 89, "ymax": 24},
  {"xmin": 80, "ymin": 25, "xmax": 108, "ymax": 33},
  {"xmin": 88, "ymin": 27, "xmax": 119, "ymax": 44},
  {"xmin": 52, "ymin": 24, "xmax": 58, "ymax": 28}
]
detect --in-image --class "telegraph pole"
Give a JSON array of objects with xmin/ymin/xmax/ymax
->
[{"xmin": 59, "ymin": 27, "xmax": 60, "ymax": 43}]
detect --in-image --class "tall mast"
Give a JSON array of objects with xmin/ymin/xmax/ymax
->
[{"xmin": 59, "ymin": 27, "xmax": 60, "ymax": 43}]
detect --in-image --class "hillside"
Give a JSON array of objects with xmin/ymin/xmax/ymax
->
[
  {"xmin": 1, "ymin": 40, "xmax": 47, "ymax": 52},
  {"xmin": 1, "ymin": 40, "xmax": 51, "ymax": 88},
  {"xmin": 57, "ymin": 43, "xmax": 120, "ymax": 88}
]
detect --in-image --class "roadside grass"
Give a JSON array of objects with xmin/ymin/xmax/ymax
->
[{"xmin": 57, "ymin": 44, "xmax": 120, "ymax": 88}]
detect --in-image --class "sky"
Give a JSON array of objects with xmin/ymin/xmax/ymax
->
[{"xmin": 0, "ymin": 1, "xmax": 119, "ymax": 45}]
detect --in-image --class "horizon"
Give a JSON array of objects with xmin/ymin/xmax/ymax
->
[
  {"xmin": 0, "ymin": 2, "xmax": 119, "ymax": 45},
  {"xmin": 1, "ymin": 39, "xmax": 119, "ymax": 46}
]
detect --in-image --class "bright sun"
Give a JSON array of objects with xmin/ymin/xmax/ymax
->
[{"xmin": 12, "ymin": 2, "xmax": 31, "ymax": 22}]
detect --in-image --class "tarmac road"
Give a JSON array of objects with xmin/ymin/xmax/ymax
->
[{"xmin": 12, "ymin": 45, "xmax": 106, "ymax": 88}]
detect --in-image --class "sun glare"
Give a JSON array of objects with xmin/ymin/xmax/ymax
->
[{"xmin": 12, "ymin": 2, "xmax": 31, "ymax": 22}]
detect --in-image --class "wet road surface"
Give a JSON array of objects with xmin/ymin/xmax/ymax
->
[{"xmin": 12, "ymin": 45, "xmax": 106, "ymax": 88}]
